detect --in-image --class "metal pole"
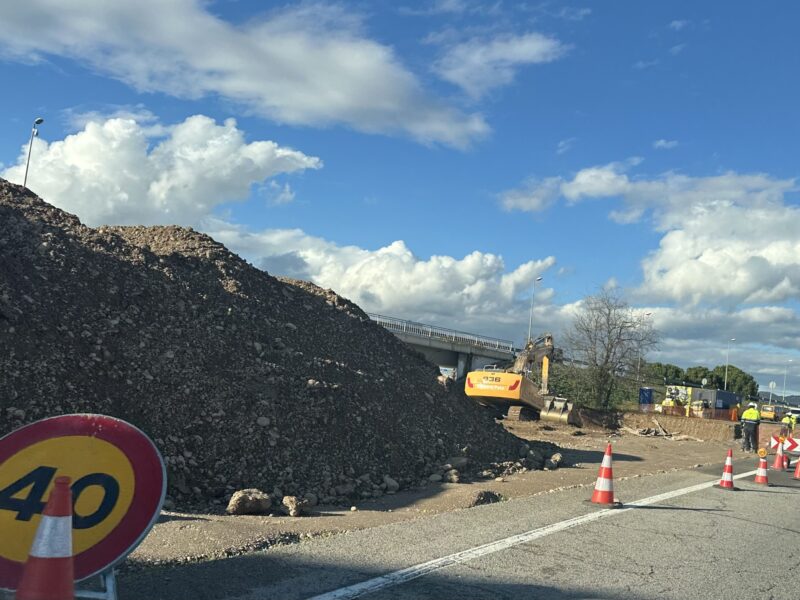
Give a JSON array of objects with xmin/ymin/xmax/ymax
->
[
  {"xmin": 783, "ymin": 360, "xmax": 792, "ymax": 401},
  {"xmin": 23, "ymin": 117, "xmax": 44, "ymax": 188},
  {"xmin": 526, "ymin": 276, "xmax": 542, "ymax": 345},
  {"xmin": 724, "ymin": 337, "xmax": 735, "ymax": 391}
]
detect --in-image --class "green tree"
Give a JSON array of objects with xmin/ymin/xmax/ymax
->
[
  {"xmin": 711, "ymin": 365, "xmax": 759, "ymax": 399},
  {"xmin": 644, "ymin": 362, "xmax": 685, "ymax": 385},
  {"xmin": 563, "ymin": 289, "xmax": 659, "ymax": 409},
  {"xmin": 684, "ymin": 366, "xmax": 722, "ymax": 389}
]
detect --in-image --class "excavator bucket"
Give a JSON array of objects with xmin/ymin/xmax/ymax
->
[{"xmin": 539, "ymin": 397, "xmax": 576, "ymax": 425}]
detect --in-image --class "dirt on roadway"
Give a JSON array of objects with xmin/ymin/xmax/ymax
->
[{"xmin": 125, "ymin": 420, "xmax": 745, "ymax": 573}]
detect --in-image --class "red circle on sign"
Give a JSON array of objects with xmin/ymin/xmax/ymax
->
[{"xmin": 0, "ymin": 414, "xmax": 166, "ymax": 590}]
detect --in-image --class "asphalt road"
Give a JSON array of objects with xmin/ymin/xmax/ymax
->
[{"xmin": 119, "ymin": 458, "xmax": 800, "ymax": 600}]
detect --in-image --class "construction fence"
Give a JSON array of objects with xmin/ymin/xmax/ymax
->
[
  {"xmin": 638, "ymin": 385, "xmax": 741, "ymax": 422},
  {"xmin": 648, "ymin": 404, "xmax": 740, "ymax": 422}
]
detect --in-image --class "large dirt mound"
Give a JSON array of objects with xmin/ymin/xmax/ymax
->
[{"xmin": 0, "ymin": 179, "xmax": 534, "ymax": 508}]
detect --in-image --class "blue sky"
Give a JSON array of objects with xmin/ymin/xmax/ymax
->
[{"xmin": 1, "ymin": 1, "xmax": 798, "ymax": 394}]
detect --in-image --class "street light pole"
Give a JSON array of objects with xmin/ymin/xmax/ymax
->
[
  {"xmin": 782, "ymin": 359, "xmax": 793, "ymax": 402},
  {"xmin": 724, "ymin": 337, "xmax": 735, "ymax": 391},
  {"xmin": 526, "ymin": 276, "xmax": 543, "ymax": 345},
  {"xmin": 636, "ymin": 312, "xmax": 653, "ymax": 385},
  {"xmin": 23, "ymin": 117, "xmax": 44, "ymax": 188}
]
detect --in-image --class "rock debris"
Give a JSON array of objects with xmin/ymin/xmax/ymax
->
[{"xmin": 0, "ymin": 179, "xmax": 557, "ymax": 509}]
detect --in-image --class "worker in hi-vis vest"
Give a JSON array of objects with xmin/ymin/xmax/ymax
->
[
  {"xmin": 740, "ymin": 402, "xmax": 761, "ymax": 453},
  {"xmin": 781, "ymin": 413, "xmax": 796, "ymax": 433}
]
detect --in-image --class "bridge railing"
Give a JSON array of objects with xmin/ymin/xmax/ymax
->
[{"xmin": 368, "ymin": 313, "xmax": 515, "ymax": 353}]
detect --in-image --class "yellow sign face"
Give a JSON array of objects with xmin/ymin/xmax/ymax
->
[{"xmin": 0, "ymin": 436, "xmax": 134, "ymax": 563}]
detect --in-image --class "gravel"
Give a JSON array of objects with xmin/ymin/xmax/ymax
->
[{"xmin": 0, "ymin": 179, "xmax": 555, "ymax": 510}]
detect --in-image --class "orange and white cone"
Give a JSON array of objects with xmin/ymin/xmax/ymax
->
[
  {"xmin": 772, "ymin": 443, "xmax": 786, "ymax": 470},
  {"xmin": 718, "ymin": 449, "xmax": 735, "ymax": 489},
  {"xmin": 753, "ymin": 458, "xmax": 769, "ymax": 485},
  {"xmin": 793, "ymin": 457, "xmax": 800, "ymax": 480},
  {"xmin": 15, "ymin": 476, "xmax": 74, "ymax": 600},
  {"xmin": 590, "ymin": 443, "xmax": 620, "ymax": 506}
]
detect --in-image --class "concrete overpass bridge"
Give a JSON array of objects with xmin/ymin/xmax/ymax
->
[{"xmin": 368, "ymin": 313, "xmax": 516, "ymax": 378}]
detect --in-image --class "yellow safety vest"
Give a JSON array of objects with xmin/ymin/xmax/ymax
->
[{"xmin": 741, "ymin": 408, "xmax": 760, "ymax": 422}]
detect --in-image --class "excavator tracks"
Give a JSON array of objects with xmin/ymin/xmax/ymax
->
[{"xmin": 506, "ymin": 406, "xmax": 537, "ymax": 421}]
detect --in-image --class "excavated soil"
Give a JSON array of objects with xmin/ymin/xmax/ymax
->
[
  {"xmin": 622, "ymin": 412, "xmax": 738, "ymax": 442},
  {"xmin": 124, "ymin": 421, "xmax": 747, "ymax": 570},
  {"xmin": 0, "ymin": 179, "xmax": 552, "ymax": 510}
]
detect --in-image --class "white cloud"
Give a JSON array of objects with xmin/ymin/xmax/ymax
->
[
  {"xmin": 264, "ymin": 181, "xmax": 296, "ymax": 206},
  {"xmin": 63, "ymin": 105, "xmax": 163, "ymax": 134},
  {"xmin": 633, "ymin": 59, "xmax": 659, "ymax": 70},
  {"xmin": 553, "ymin": 7, "xmax": 592, "ymax": 21},
  {"xmin": 399, "ymin": 0, "xmax": 470, "ymax": 16},
  {"xmin": 1, "ymin": 115, "xmax": 321, "ymax": 226},
  {"xmin": 500, "ymin": 177, "xmax": 562, "ymax": 212},
  {"xmin": 556, "ymin": 137, "xmax": 576, "ymax": 155},
  {"xmin": 433, "ymin": 32, "xmax": 567, "ymax": 99},
  {"xmin": 638, "ymin": 203, "xmax": 800, "ymax": 306},
  {"xmin": 668, "ymin": 20, "xmax": 689, "ymax": 31},
  {"xmin": 0, "ymin": 1, "xmax": 487, "ymax": 148},
  {"xmin": 503, "ymin": 160, "xmax": 799, "ymax": 308},
  {"xmin": 653, "ymin": 139, "xmax": 678, "ymax": 150},
  {"xmin": 669, "ymin": 43, "xmax": 686, "ymax": 56},
  {"xmin": 207, "ymin": 220, "xmax": 558, "ymax": 343}
]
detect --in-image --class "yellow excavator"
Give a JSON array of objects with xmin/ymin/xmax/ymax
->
[{"xmin": 464, "ymin": 334, "xmax": 577, "ymax": 424}]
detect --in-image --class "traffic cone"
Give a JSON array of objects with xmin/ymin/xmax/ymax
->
[
  {"xmin": 793, "ymin": 457, "xmax": 800, "ymax": 480},
  {"xmin": 772, "ymin": 443, "xmax": 786, "ymax": 470},
  {"xmin": 15, "ymin": 476, "xmax": 74, "ymax": 600},
  {"xmin": 753, "ymin": 458, "xmax": 769, "ymax": 485},
  {"xmin": 590, "ymin": 443, "xmax": 620, "ymax": 506},
  {"xmin": 718, "ymin": 449, "xmax": 735, "ymax": 489}
]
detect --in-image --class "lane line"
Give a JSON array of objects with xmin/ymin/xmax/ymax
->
[{"xmin": 307, "ymin": 470, "xmax": 758, "ymax": 600}]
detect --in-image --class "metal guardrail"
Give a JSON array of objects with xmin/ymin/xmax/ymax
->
[{"xmin": 367, "ymin": 313, "xmax": 515, "ymax": 353}]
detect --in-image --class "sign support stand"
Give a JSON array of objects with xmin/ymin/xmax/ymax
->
[{"xmin": 75, "ymin": 570, "xmax": 118, "ymax": 600}]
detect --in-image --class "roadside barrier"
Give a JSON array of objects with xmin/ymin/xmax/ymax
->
[
  {"xmin": 753, "ymin": 458, "xmax": 769, "ymax": 485},
  {"xmin": 590, "ymin": 444, "xmax": 621, "ymax": 506},
  {"xmin": 717, "ymin": 449, "xmax": 736, "ymax": 490},
  {"xmin": 15, "ymin": 476, "xmax": 74, "ymax": 600}
]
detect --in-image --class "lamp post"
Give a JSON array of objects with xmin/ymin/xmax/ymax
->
[
  {"xmin": 636, "ymin": 312, "xmax": 653, "ymax": 385},
  {"xmin": 23, "ymin": 117, "xmax": 44, "ymax": 188},
  {"xmin": 526, "ymin": 276, "xmax": 543, "ymax": 345},
  {"xmin": 783, "ymin": 359, "xmax": 793, "ymax": 402},
  {"xmin": 724, "ymin": 337, "xmax": 735, "ymax": 391}
]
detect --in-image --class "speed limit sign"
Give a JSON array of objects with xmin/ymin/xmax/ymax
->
[{"xmin": 0, "ymin": 414, "xmax": 166, "ymax": 590}]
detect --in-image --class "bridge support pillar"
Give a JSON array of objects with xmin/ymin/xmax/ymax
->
[{"xmin": 456, "ymin": 353, "xmax": 472, "ymax": 380}]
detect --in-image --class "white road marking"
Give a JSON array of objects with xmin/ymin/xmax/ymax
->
[{"xmin": 307, "ymin": 469, "xmax": 759, "ymax": 599}]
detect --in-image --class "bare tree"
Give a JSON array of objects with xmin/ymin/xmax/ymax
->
[{"xmin": 563, "ymin": 289, "xmax": 659, "ymax": 409}]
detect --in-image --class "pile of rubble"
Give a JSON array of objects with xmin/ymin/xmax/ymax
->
[{"xmin": 0, "ymin": 179, "xmax": 557, "ymax": 510}]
